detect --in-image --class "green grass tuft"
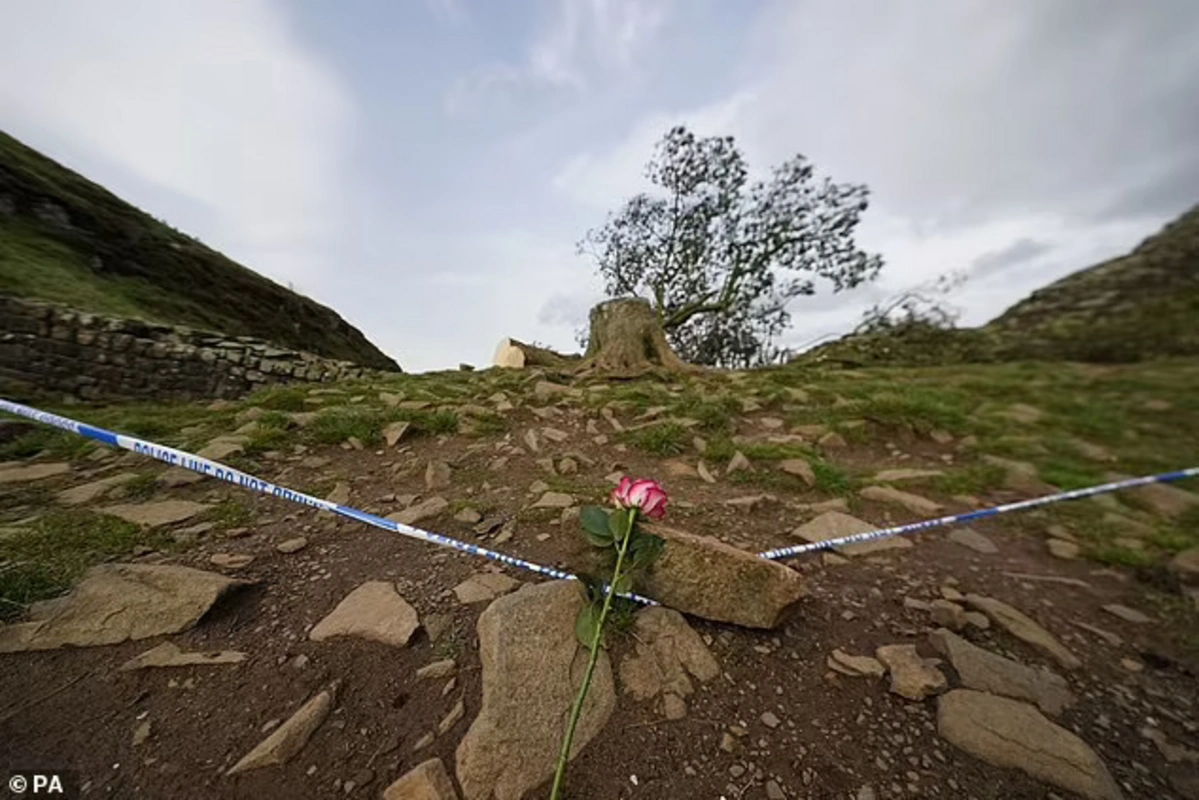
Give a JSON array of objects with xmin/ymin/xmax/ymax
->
[{"xmin": 623, "ymin": 423, "xmax": 689, "ymax": 456}]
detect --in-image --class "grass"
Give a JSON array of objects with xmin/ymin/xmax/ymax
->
[
  {"xmin": 623, "ymin": 423, "xmax": 690, "ymax": 457},
  {"xmin": 121, "ymin": 473, "xmax": 160, "ymax": 501},
  {"xmin": 933, "ymin": 462, "xmax": 1009, "ymax": 496},
  {"xmin": 203, "ymin": 499, "xmax": 253, "ymax": 531},
  {"xmin": 0, "ymin": 427, "xmax": 95, "ymax": 461},
  {"xmin": 0, "ymin": 509, "xmax": 158, "ymax": 618},
  {"xmin": 246, "ymin": 386, "xmax": 310, "ymax": 412},
  {"xmin": 0, "ymin": 132, "xmax": 398, "ymax": 369}
]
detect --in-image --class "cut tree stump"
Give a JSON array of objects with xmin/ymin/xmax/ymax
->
[{"xmin": 581, "ymin": 298, "xmax": 693, "ymax": 376}]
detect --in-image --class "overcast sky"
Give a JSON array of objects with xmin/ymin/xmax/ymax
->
[{"xmin": 3, "ymin": 1, "xmax": 1197, "ymax": 371}]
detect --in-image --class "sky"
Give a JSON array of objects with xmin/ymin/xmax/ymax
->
[{"xmin": 2, "ymin": 0, "xmax": 1198, "ymax": 372}]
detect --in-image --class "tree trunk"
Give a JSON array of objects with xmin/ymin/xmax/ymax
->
[
  {"xmin": 581, "ymin": 298, "xmax": 693, "ymax": 376},
  {"xmin": 492, "ymin": 337, "xmax": 580, "ymax": 369}
]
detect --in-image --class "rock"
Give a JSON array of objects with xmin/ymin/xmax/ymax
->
[
  {"xmin": 0, "ymin": 564, "xmax": 249, "ymax": 652},
  {"xmin": 324, "ymin": 481, "xmax": 352, "ymax": 505},
  {"xmin": 765, "ymin": 780, "xmax": 785, "ymax": 800},
  {"xmin": 618, "ymin": 607, "xmax": 719, "ymax": 718},
  {"xmin": 309, "ymin": 582, "xmax": 419, "ymax": 647},
  {"xmin": 276, "ymin": 537, "xmax": 308, "ymax": 554},
  {"xmin": 948, "ymin": 527, "xmax": 997, "ymax": 554},
  {"xmin": 982, "ymin": 455, "xmax": 1050, "ymax": 493},
  {"xmin": 540, "ymin": 426, "xmax": 569, "ymax": 443},
  {"xmin": 57, "ymin": 472, "xmax": 139, "ymax": 505},
  {"xmin": 640, "ymin": 524, "xmax": 806, "ymax": 629},
  {"xmin": 197, "ymin": 438, "xmax": 245, "ymax": 461},
  {"xmin": 452, "ymin": 573, "xmax": 520, "ymax": 605},
  {"xmin": 438, "ymin": 697, "xmax": 466, "ymax": 736},
  {"xmin": 874, "ymin": 468, "xmax": 944, "ymax": 482},
  {"xmin": 103, "ymin": 500, "xmax": 210, "ymax": 528},
  {"xmin": 120, "ymin": 641, "xmax": 246, "ymax": 670},
  {"xmin": 1170, "ymin": 547, "xmax": 1199, "ymax": 585},
  {"xmin": 965, "ymin": 612, "xmax": 990, "ymax": 630},
  {"xmin": 417, "ymin": 660, "xmax": 457, "ymax": 680},
  {"xmin": 558, "ymin": 457, "xmax": 579, "ymax": 474},
  {"xmin": 727, "ymin": 451, "xmax": 752, "ymax": 474},
  {"xmin": 382, "ymin": 758, "xmax": 459, "ymax": 800},
  {"xmin": 937, "ymin": 690, "xmax": 1122, "ymax": 800},
  {"xmin": 876, "ymin": 644, "xmax": 948, "ymax": 700},
  {"xmin": 761, "ymin": 710, "xmax": 781, "ymax": 728},
  {"xmin": 929, "ymin": 628, "xmax": 1074, "ymax": 715},
  {"xmin": 778, "ymin": 459, "xmax": 815, "ymax": 485},
  {"xmin": 0, "ymin": 460, "xmax": 71, "ymax": 484},
  {"xmin": 132, "ymin": 719, "xmax": 152, "ymax": 747},
  {"xmin": 160, "ymin": 467, "xmax": 204, "ymax": 487},
  {"xmin": 859, "ymin": 485, "xmax": 943, "ymax": 515},
  {"xmin": 791, "ymin": 511, "xmax": 910, "ymax": 556},
  {"xmin": 1046, "ymin": 524, "xmax": 1076, "ymax": 542},
  {"xmin": 828, "ymin": 649, "xmax": 885, "ymax": 678},
  {"xmin": 929, "ymin": 600, "xmax": 968, "ymax": 631},
  {"xmin": 965, "ymin": 595, "xmax": 1081, "ymax": 670},
  {"xmin": 1101, "ymin": 604, "xmax": 1151, "ymax": 624},
  {"xmin": 818, "ymin": 431, "xmax": 847, "ymax": 449},
  {"xmin": 697, "ymin": 461, "xmax": 717, "ymax": 483},
  {"xmin": 1002, "ymin": 403, "xmax": 1045, "ymax": 424},
  {"xmin": 454, "ymin": 507, "xmax": 483, "ymax": 525},
  {"xmin": 531, "ymin": 491, "xmax": 574, "ymax": 509},
  {"xmin": 724, "ymin": 493, "xmax": 778, "ymax": 513},
  {"xmin": 383, "ymin": 421, "xmax": 411, "ymax": 447},
  {"xmin": 426, "ymin": 461, "xmax": 452, "ymax": 490},
  {"xmin": 664, "ymin": 460, "xmax": 698, "ymax": 478},
  {"xmin": 210, "ymin": 553, "xmax": 254, "ymax": 569},
  {"xmin": 533, "ymin": 380, "xmax": 575, "ymax": 401},
  {"xmin": 389, "ymin": 496, "xmax": 449, "ymax": 526},
  {"xmin": 1110, "ymin": 473, "xmax": 1199, "ymax": 518},
  {"xmin": 455, "ymin": 581, "xmax": 615, "ymax": 800},
  {"xmin": 227, "ymin": 684, "xmax": 337, "ymax": 775},
  {"xmin": 1047, "ymin": 539, "xmax": 1080, "ymax": 560}
]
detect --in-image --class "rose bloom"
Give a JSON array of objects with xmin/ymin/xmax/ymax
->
[{"xmin": 610, "ymin": 476, "xmax": 668, "ymax": 519}]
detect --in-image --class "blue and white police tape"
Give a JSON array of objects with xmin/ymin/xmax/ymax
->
[
  {"xmin": 0, "ymin": 398, "xmax": 659, "ymax": 606},
  {"xmin": 758, "ymin": 467, "xmax": 1199, "ymax": 560}
]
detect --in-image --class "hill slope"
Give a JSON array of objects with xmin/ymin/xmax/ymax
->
[
  {"xmin": 797, "ymin": 203, "xmax": 1199, "ymax": 366},
  {"xmin": 0, "ymin": 131, "xmax": 400, "ymax": 371},
  {"xmin": 986, "ymin": 203, "xmax": 1199, "ymax": 361}
]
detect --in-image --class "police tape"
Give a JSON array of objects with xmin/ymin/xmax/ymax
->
[
  {"xmin": 5, "ymin": 397, "xmax": 1197, "ymax": 587},
  {"xmin": 0, "ymin": 398, "xmax": 659, "ymax": 605},
  {"xmin": 759, "ymin": 466, "xmax": 1199, "ymax": 560}
]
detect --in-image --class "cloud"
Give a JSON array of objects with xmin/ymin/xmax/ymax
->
[
  {"xmin": 0, "ymin": 0, "xmax": 354, "ymax": 288},
  {"xmin": 969, "ymin": 238, "xmax": 1055, "ymax": 281},
  {"xmin": 446, "ymin": 0, "xmax": 671, "ymax": 113}
]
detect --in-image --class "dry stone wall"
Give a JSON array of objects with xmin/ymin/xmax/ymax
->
[{"xmin": 0, "ymin": 295, "xmax": 371, "ymax": 401}]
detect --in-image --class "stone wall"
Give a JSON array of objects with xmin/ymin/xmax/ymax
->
[{"xmin": 0, "ymin": 295, "xmax": 372, "ymax": 401}]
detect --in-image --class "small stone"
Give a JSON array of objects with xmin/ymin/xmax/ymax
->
[
  {"xmin": 1047, "ymin": 539, "xmax": 1080, "ymax": 560},
  {"xmin": 720, "ymin": 732, "xmax": 737, "ymax": 753},
  {"xmin": 1120, "ymin": 658, "xmax": 1143, "ymax": 672},
  {"xmin": 766, "ymin": 779, "xmax": 786, "ymax": 800},
  {"xmin": 817, "ymin": 431, "xmax": 847, "ymax": 449},
  {"xmin": 209, "ymin": 553, "xmax": 254, "ymax": 569},
  {"xmin": 541, "ymin": 427, "xmax": 569, "ymax": 443},
  {"xmin": 453, "ymin": 572, "xmax": 520, "ymax": 604},
  {"xmin": 859, "ymin": 485, "xmax": 943, "ymax": 515},
  {"xmin": 778, "ymin": 459, "xmax": 815, "ymax": 485},
  {"xmin": 1102, "ymin": 604, "xmax": 1152, "ymax": 624},
  {"xmin": 417, "ymin": 660, "xmax": 457, "ymax": 680},
  {"xmin": 876, "ymin": 644, "xmax": 948, "ymax": 700},
  {"xmin": 761, "ymin": 711, "xmax": 781, "ymax": 728},
  {"xmin": 132, "ymin": 720, "xmax": 152, "ymax": 747},
  {"xmin": 966, "ymin": 594, "xmax": 1080, "ymax": 670},
  {"xmin": 276, "ymin": 537, "xmax": 308, "ymax": 554},
  {"xmin": 930, "ymin": 600, "xmax": 968, "ymax": 632},
  {"xmin": 697, "ymin": 461, "xmax": 716, "ymax": 483},
  {"xmin": 558, "ymin": 457, "xmax": 579, "ymax": 475},
  {"xmin": 388, "ymin": 496, "xmax": 449, "ymax": 526},
  {"xmin": 383, "ymin": 421, "xmax": 411, "ymax": 447},
  {"xmin": 381, "ymin": 758, "xmax": 458, "ymax": 800},
  {"xmin": 792, "ymin": 511, "xmax": 911, "ymax": 556},
  {"xmin": 949, "ymin": 528, "xmax": 997, "ymax": 554},
  {"xmin": 662, "ymin": 693, "xmax": 687, "ymax": 720},
  {"xmin": 531, "ymin": 491, "xmax": 574, "ymax": 509},
  {"xmin": 828, "ymin": 649, "xmax": 885, "ymax": 678},
  {"xmin": 454, "ymin": 507, "xmax": 483, "ymax": 525},
  {"xmin": 437, "ymin": 697, "xmax": 465, "ymax": 736},
  {"xmin": 727, "ymin": 451, "xmax": 752, "ymax": 474},
  {"xmin": 425, "ymin": 460, "xmax": 452, "ymax": 490},
  {"xmin": 227, "ymin": 684, "xmax": 337, "ymax": 774}
]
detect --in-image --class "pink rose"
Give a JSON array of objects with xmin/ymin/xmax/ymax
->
[{"xmin": 610, "ymin": 476, "xmax": 668, "ymax": 519}]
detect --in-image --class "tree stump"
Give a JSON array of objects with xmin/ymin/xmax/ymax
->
[{"xmin": 581, "ymin": 298, "xmax": 692, "ymax": 375}]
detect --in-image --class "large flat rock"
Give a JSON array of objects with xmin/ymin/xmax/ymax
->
[
  {"xmin": 930, "ymin": 628, "xmax": 1074, "ymax": 715},
  {"xmin": 965, "ymin": 594, "xmax": 1081, "ymax": 670},
  {"xmin": 619, "ymin": 606, "xmax": 719, "ymax": 718},
  {"xmin": 641, "ymin": 524, "xmax": 806, "ymax": 629},
  {"xmin": 938, "ymin": 690, "xmax": 1122, "ymax": 800},
  {"xmin": 455, "ymin": 581, "xmax": 614, "ymax": 800},
  {"xmin": 0, "ymin": 461, "xmax": 71, "ymax": 484},
  {"xmin": 102, "ymin": 500, "xmax": 210, "ymax": 528},
  {"xmin": 790, "ymin": 511, "xmax": 912, "ymax": 557},
  {"xmin": 309, "ymin": 581, "xmax": 419, "ymax": 647},
  {"xmin": 0, "ymin": 564, "xmax": 250, "ymax": 652}
]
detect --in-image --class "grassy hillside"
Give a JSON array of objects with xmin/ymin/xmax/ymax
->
[
  {"xmin": 797, "ymin": 203, "xmax": 1199, "ymax": 367},
  {"xmin": 0, "ymin": 131, "xmax": 400, "ymax": 371}
]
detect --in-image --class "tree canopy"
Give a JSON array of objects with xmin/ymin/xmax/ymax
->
[{"xmin": 580, "ymin": 126, "xmax": 883, "ymax": 367}]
